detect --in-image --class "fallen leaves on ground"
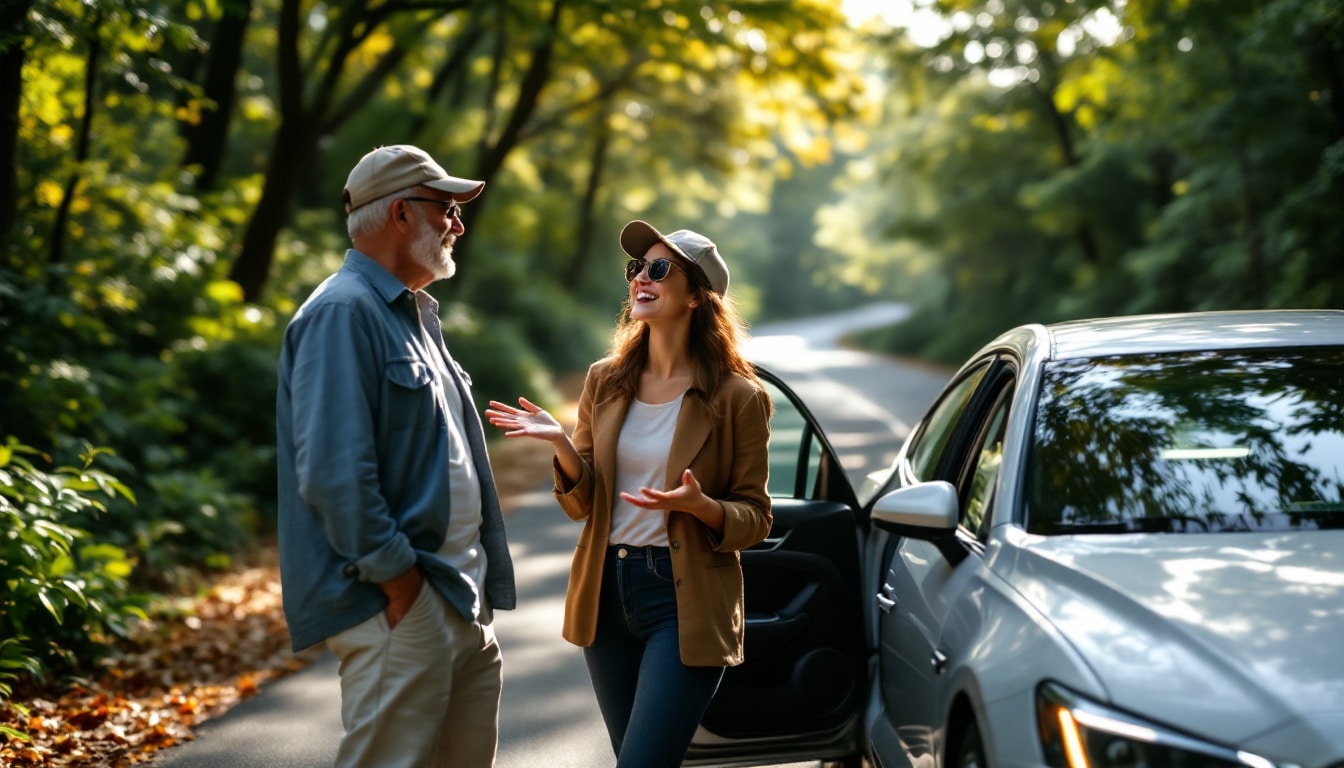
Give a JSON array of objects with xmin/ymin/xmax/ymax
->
[{"xmin": 0, "ymin": 559, "xmax": 320, "ymax": 767}]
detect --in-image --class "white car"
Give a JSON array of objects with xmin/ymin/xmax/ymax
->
[{"xmin": 686, "ymin": 309, "xmax": 1344, "ymax": 768}]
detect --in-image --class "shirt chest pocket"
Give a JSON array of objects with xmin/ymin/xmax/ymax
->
[{"xmin": 383, "ymin": 357, "xmax": 442, "ymax": 431}]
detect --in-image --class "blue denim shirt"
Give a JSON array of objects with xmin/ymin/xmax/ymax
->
[{"xmin": 275, "ymin": 250, "xmax": 515, "ymax": 652}]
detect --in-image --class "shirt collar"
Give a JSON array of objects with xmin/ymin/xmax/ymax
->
[{"xmin": 342, "ymin": 249, "xmax": 416, "ymax": 306}]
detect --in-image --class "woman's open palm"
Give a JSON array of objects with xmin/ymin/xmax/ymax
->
[{"xmin": 485, "ymin": 397, "xmax": 564, "ymax": 442}]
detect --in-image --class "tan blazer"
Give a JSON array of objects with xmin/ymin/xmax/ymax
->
[{"xmin": 552, "ymin": 357, "xmax": 773, "ymax": 666}]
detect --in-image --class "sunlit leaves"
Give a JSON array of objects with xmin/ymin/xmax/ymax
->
[
  {"xmin": 352, "ymin": 26, "xmax": 396, "ymax": 68},
  {"xmin": 852, "ymin": 0, "xmax": 1344, "ymax": 364}
]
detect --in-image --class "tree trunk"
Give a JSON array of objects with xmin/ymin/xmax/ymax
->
[
  {"xmin": 564, "ymin": 103, "xmax": 612, "ymax": 293},
  {"xmin": 407, "ymin": 14, "xmax": 484, "ymax": 140},
  {"xmin": 226, "ymin": 0, "xmax": 431, "ymax": 301},
  {"xmin": 1031, "ymin": 78, "xmax": 1100, "ymax": 265},
  {"xmin": 226, "ymin": 0, "xmax": 303, "ymax": 302},
  {"xmin": 182, "ymin": 0, "xmax": 253, "ymax": 191},
  {"xmin": 452, "ymin": 0, "xmax": 563, "ymax": 274},
  {"xmin": 473, "ymin": 0, "xmax": 562, "ymax": 185},
  {"xmin": 50, "ymin": 11, "xmax": 101, "ymax": 266},
  {"xmin": 0, "ymin": 0, "xmax": 34, "ymax": 250},
  {"xmin": 227, "ymin": 117, "xmax": 317, "ymax": 301}
]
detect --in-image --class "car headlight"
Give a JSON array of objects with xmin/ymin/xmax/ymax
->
[{"xmin": 1036, "ymin": 683, "xmax": 1286, "ymax": 768}]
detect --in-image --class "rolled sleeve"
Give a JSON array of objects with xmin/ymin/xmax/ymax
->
[{"xmin": 349, "ymin": 535, "xmax": 417, "ymax": 584}]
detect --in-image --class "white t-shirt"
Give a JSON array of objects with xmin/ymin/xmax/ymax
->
[
  {"xmin": 609, "ymin": 393, "xmax": 685, "ymax": 546},
  {"xmin": 413, "ymin": 295, "xmax": 486, "ymax": 608},
  {"xmin": 434, "ymin": 367, "xmax": 486, "ymax": 594}
]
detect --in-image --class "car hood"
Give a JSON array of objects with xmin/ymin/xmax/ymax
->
[{"xmin": 1002, "ymin": 530, "xmax": 1344, "ymax": 751}]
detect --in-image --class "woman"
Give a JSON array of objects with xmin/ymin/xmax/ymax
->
[{"xmin": 486, "ymin": 220, "xmax": 773, "ymax": 767}]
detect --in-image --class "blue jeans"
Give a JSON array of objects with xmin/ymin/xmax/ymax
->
[{"xmin": 584, "ymin": 544, "xmax": 726, "ymax": 768}]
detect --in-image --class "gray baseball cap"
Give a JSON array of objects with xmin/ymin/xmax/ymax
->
[
  {"xmin": 619, "ymin": 220, "xmax": 729, "ymax": 295},
  {"xmin": 343, "ymin": 144, "xmax": 484, "ymax": 214}
]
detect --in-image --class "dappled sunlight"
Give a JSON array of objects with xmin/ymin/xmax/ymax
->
[
  {"xmin": 1277, "ymin": 564, "xmax": 1344, "ymax": 589},
  {"xmin": 1025, "ymin": 531, "xmax": 1344, "ymax": 714},
  {"xmin": 491, "ymin": 486, "xmax": 610, "ymax": 767},
  {"xmin": 774, "ymin": 375, "xmax": 907, "ymax": 435},
  {"xmin": 496, "ymin": 594, "xmax": 572, "ymax": 674},
  {"xmin": 511, "ymin": 550, "xmax": 574, "ymax": 583},
  {"xmin": 504, "ymin": 489, "xmax": 561, "ymax": 511},
  {"xmin": 1154, "ymin": 556, "xmax": 1272, "ymax": 626},
  {"xmin": 1151, "ymin": 541, "xmax": 1344, "ymax": 707},
  {"xmin": 745, "ymin": 303, "xmax": 944, "ymax": 492},
  {"xmin": 829, "ymin": 429, "xmax": 911, "ymax": 449},
  {"xmin": 8, "ymin": 0, "xmax": 1338, "ymax": 761}
]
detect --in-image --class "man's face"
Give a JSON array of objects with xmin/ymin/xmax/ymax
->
[
  {"xmin": 409, "ymin": 213, "xmax": 455, "ymax": 280},
  {"xmin": 404, "ymin": 193, "xmax": 465, "ymax": 281}
]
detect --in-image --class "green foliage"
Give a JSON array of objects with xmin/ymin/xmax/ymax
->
[
  {"xmin": 0, "ymin": 438, "xmax": 146, "ymax": 697},
  {"xmin": 2, "ymin": 0, "xmax": 281, "ymax": 581},
  {"xmin": 440, "ymin": 302, "xmax": 566, "ymax": 416},
  {"xmin": 0, "ymin": 636, "xmax": 41, "ymax": 722},
  {"xmin": 443, "ymin": 272, "xmax": 613, "ymax": 378},
  {"xmin": 848, "ymin": 0, "xmax": 1344, "ymax": 360}
]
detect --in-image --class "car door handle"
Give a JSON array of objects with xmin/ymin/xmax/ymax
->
[
  {"xmin": 749, "ymin": 531, "xmax": 789, "ymax": 552},
  {"xmin": 876, "ymin": 584, "xmax": 896, "ymax": 614},
  {"xmin": 931, "ymin": 649, "xmax": 948, "ymax": 675}
]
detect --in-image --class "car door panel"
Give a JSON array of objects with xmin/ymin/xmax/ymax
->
[
  {"xmin": 884, "ymin": 537, "xmax": 973, "ymax": 752},
  {"xmin": 704, "ymin": 499, "xmax": 863, "ymax": 737},
  {"xmin": 686, "ymin": 370, "xmax": 866, "ymax": 765}
]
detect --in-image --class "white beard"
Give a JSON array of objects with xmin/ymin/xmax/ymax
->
[{"xmin": 410, "ymin": 219, "xmax": 455, "ymax": 280}]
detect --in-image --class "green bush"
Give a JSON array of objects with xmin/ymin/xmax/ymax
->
[
  {"xmin": 493, "ymin": 284, "xmax": 611, "ymax": 376},
  {"xmin": 442, "ymin": 305, "xmax": 562, "ymax": 414},
  {"xmin": 0, "ymin": 438, "xmax": 146, "ymax": 695},
  {"xmin": 2, "ymin": 255, "xmax": 280, "ymax": 587}
]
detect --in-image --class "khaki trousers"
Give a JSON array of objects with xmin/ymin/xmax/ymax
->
[{"xmin": 326, "ymin": 584, "xmax": 503, "ymax": 768}]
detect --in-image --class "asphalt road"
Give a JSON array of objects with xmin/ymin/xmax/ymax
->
[{"xmin": 150, "ymin": 302, "xmax": 951, "ymax": 768}]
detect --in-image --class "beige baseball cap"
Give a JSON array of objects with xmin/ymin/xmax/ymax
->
[
  {"xmin": 342, "ymin": 144, "xmax": 484, "ymax": 214},
  {"xmin": 619, "ymin": 220, "xmax": 730, "ymax": 295}
]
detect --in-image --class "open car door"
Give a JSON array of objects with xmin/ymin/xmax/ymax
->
[{"xmin": 685, "ymin": 366, "xmax": 867, "ymax": 767}]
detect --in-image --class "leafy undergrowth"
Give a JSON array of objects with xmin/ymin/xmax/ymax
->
[{"xmin": 0, "ymin": 381, "xmax": 579, "ymax": 767}]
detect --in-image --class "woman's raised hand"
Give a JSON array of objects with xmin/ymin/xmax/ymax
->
[{"xmin": 485, "ymin": 397, "xmax": 565, "ymax": 443}]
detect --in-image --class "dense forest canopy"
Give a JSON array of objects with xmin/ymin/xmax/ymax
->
[{"xmin": 0, "ymin": 0, "xmax": 1339, "ymax": 692}]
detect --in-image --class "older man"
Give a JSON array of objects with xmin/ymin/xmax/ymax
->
[{"xmin": 275, "ymin": 144, "xmax": 516, "ymax": 768}]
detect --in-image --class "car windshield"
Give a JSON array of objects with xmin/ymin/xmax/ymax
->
[{"xmin": 1025, "ymin": 347, "xmax": 1344, "ymax": 535}]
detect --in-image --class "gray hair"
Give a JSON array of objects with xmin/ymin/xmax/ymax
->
[{"xmin": 347, "ymin": 189, "xmax": 417, "ymax": 240}]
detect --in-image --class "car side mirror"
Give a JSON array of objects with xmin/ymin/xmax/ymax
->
[{"xmin": 871, "ymin": 481, "xmax": 967, "ymax": 564}]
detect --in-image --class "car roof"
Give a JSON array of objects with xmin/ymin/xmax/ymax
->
[{"xmin": 983, "ymin": 309, "xmax": 1344, "ymax": 363}]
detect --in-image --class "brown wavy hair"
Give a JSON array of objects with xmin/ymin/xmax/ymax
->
[{"xmin": 602, "ymin": 269, "xmax": 769, "ymax": 415}]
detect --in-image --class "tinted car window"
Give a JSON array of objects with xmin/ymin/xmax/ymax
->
[
  {"xmin": 1025, "ymin": 347, "xmax": 1344, "ymax": 534},
  {"xmin": 907, "ymin": 363, "xmax": 990, "ymax": 482},
  {"xmin": 760, "ymin": 378, "xmax": 829, "ymax": 500},
  {"xmin": 963, "ymin": 389, "xmax": 1010, "ymax": 538}
]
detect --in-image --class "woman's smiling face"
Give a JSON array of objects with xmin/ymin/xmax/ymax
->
[{"xmin": 628, "ymin": 242, "xmax": 696, "ymax": 324}]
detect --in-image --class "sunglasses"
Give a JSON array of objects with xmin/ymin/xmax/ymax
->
[
  {"xmin": 625, "ymin": 257, "xmax": 683, "ymax": 283},
  {"xmin": 403, "ymin": 197, "xmax": 462, "ymax": 221}
]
